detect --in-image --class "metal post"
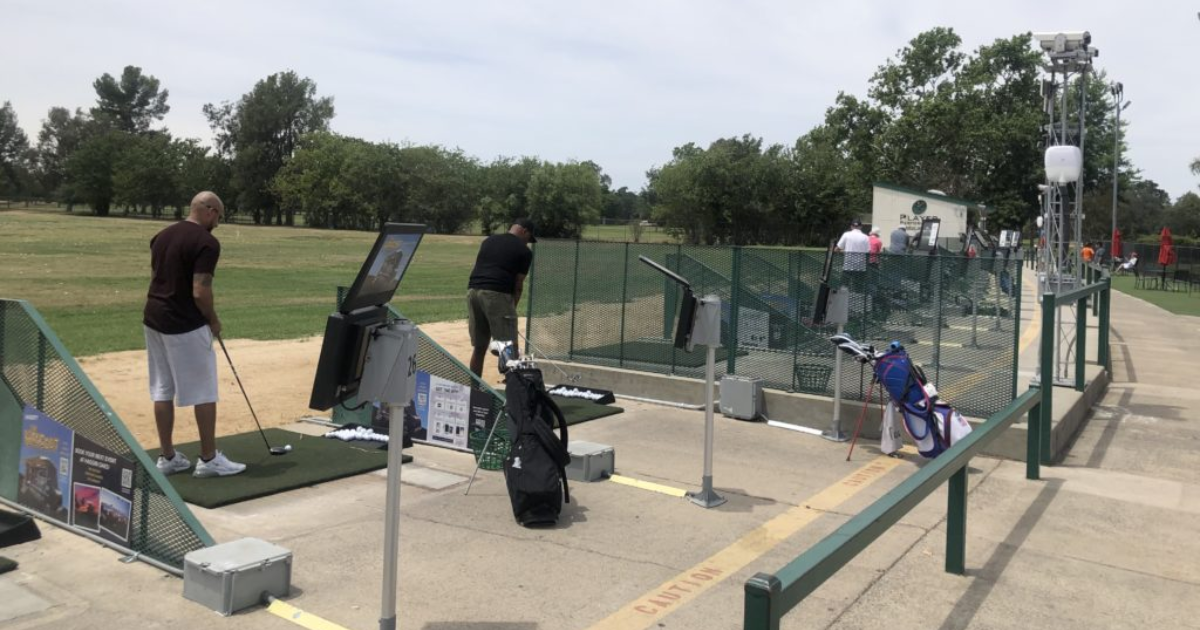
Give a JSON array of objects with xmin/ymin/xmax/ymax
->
[
  {"xmin": 743, "ymin": 573, "xmax": 782, "ymax": 630},
  {"xmin": 946, "ymin": 466, "xmax": 968, "ymax": 575},
  {"xmin": 1076, "ymin": 297, "xmax": 1087, "ymax": 392},
  {"xmin": 619, "ymin": 243, "xmax": 629, "ymax": 368},
  {"xmin": 1026, "ymin": 402, "xmax": 1041, "ymax": 480},
  {"xmin": 568, "ymin": 240, "xmax": 580, "ymax": 360},
  {"xmin": 1012, "ymin": 259, "xmax": 1023, "ymax": 400},
  {"xmin": 689, "ymin": 343, "xmax": 726, "ymax": 508},
  {"xmin": 727, "ymin": 247, "xmax": 742, "ymax": 374},
  {"xmin": 379, "ymin": 402, "xmax": 406, "ymax": 630},
  {"xmin": 1100, "ymin": 279, "xmax": 1111, "ymax": 372},
  {"xmin": 824, "ymin": 322, "xmax": 848, "ymax": 442},
  {"xmin": 1040, "ymin": 293, "xmax": 1056, "ymax": 464},
  {"xmin": 932, "ymin": 254, "xmax": 943, "ymax": 385},
  {"xmin": 1111, "ymin": 83, "xmax": 1123, "ymax": 268}
]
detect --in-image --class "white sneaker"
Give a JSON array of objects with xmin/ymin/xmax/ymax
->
[
  {"xmin": 156, "ymin": 451, "xmax": 191, "ymax": 475},
  {"xmin": 193, "ymin": 451, "xmax": 247, "ymax": 478}
]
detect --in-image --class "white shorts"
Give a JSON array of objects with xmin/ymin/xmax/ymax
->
[{"xmin": 145, "ymin": 325, "xmax": 219, "ymax": 407}]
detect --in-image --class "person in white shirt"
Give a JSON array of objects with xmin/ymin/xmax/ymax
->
[{"xmin": 836, "ymin": 219, "xmax": 871, "ymax": 272}]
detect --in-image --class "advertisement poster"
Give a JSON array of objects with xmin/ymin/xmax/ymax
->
[
  {"xmin": 71, "ymin": 434, "xmax": 135, "ymax": 546},
  {"xmin": 17, "ymin": 405, "xmax": 74, "ymax": 522},
  {"xmin": 414, "ymin": 371, "xmax": 469, "ymax": 449},
  {"xmin": 737, "ymin": 307, "xmax": 769, "ymax": 349}
]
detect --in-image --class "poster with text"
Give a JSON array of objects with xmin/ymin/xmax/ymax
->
[
  {"xmin": 71, "ymin": 434, "xmax": 135, "ymax": 546},
  {"xmin": 413, "ymin": 370, "xmax": 472, "ymax": 450},
  {"xmin": 17, "ymin": 405, "xmax": 74, "ymax": 522},
  {"xmin": 737, "ymin": 307, "xmax": 769, "ymax": 349}
]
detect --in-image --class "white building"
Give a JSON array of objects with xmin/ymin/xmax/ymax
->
[{"xmin": 870, "ymin": 183, "xmax": 983, "ymax": 245}]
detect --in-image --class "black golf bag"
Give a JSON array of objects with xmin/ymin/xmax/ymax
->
[{"xmin": 503, "ymin": 367, "xmax": 571, "ymax": 527}]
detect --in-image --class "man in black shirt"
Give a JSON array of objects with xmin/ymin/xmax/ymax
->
[
  {"xmin": 143, "ymin": 191, "xmax": 246, "ymax": 478},
  {"xmin": 467, "ymin": 218, "xmax": 536, "ymax": 377}
]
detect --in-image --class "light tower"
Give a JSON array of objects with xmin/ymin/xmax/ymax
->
[{"xmin": 1034, "ymin": 30, "xmax": 1098, "ymax": 386}]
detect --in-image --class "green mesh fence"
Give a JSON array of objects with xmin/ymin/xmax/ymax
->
[
  {"xmin": 0, "ymin": 299, "xmax": 213, "ymax": 572},
  {"xmin": 526, "ymin": 242, "xmax": 1023, "ymax": 418},
  {"xmin": 329, "ymin": 288, "xmax": 509, "ymax": 468}
]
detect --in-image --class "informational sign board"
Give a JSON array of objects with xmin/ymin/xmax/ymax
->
[
  {"xmin": 409, "ymin": 371, "xmax": 493, "ymax": 451},
  {"xmin": 17, "ymin": 405, "xmax": 137, "ymax": 545}
]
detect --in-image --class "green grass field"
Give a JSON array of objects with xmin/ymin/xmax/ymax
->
[
  {"xmin": 1110, "ymin": 273, "xmax": 1200, "ymax": 317},
  {"xmin": 0, "ymin": 209, "xmax": 485, "ymax": 356}
]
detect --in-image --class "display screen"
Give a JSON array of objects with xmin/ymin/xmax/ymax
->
[{"xmin": 340, "ymin": 224, "xmax": 425, "ymax": 313}]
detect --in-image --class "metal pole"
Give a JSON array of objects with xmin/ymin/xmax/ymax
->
[
  {"xmin": 823, "ymin": 320, "xmax": 849, "ymax": 442},
  {"xmin": 1111, "ymin": 83, "xmax": 1122, "ymax": 264},
  {"xmin": 379, "ymin": 402, "xmax": 405, "ymax": 630},
  {"xmin": 1076, "ymin": 69, "xmax": 1087, "ymax": 284},
  {"xmin": 689, "ymin": 342, "xmax": 726, "ymax": 508}
]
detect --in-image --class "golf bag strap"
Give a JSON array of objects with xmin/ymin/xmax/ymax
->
[{"xmin": 532, "ymin": 386, "xmax": 571, "ymax": 503}]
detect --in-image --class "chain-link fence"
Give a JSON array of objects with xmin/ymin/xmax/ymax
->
[
  {"xmin": 329, "ymin": 288, "xmax": 510, "ymax": 468},
  {"xmin": 526, "ymin": 242, "xmax": 1023, "ymax": 418},
  {"xmin": 0, "ymin": 299, "xmax": 213, "ymax": 573}
]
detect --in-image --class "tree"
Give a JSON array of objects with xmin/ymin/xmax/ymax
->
[
  {"xmin": 65, "ymin": 130, "xmax": 129, "ymax": 216},
  {"xmin": 35, "ymin": 107, "xmax": 94, "ymax": 204},
  {"xmin": 204, "ymin": 71, "xmax": 335, "ymax": 225},
  {"xmin": 112, "ymin": 133, "xmax": 183, "ymax": 217},
  {"xmin": 0, "ymin": 101, "xmax": 30, "ymax": 196},
  {"xmin": 478, "ymin": 156, "xmax": 540, "ymax": 233},
  {"xmin": 525, "ymin": 161, "xmax": 604, "ymax": 238},
  {"xmin": 91, "ymin": 66, "xmax": 170, "ymax": 134},
  {"xmin": 398, "ymin": 145, "xmax": 480, "ymax": 234}
]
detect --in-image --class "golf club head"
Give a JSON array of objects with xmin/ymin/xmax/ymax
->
[{"xmin": 269, "ymin": 445, "xmax": 292, "ymax": 456}]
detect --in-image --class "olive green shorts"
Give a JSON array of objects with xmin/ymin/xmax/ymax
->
[{"xmin": 467, "ymin": 288, "xmax": 518, "ymax": 350}]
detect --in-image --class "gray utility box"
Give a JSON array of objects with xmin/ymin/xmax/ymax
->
[
  {"xmin": 719, "ymin": 375, "xmax": 763, "ymax": 420},
  {"xmin": 184, "ymin": 537, "xmax": 292, "ymax": 616},
  {"xmin": 565, "ymin": 441, "xmax": 615, "ymax": 482}
]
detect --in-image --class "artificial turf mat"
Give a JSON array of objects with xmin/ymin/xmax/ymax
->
[
  {"xmin": 573, "ymin": 340, "xmax": 743, "ymax": 367},
  {"xmin": 148, "ymin": 429, "xmax": 391, "ymax": 509},
  {"xmin": 550, "ymin": 395, "xmax": 624, "ymax": 426}
]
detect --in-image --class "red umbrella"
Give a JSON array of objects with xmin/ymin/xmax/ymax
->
[
  {"xmin": 1158, "ymin": 227, "xmax": 1176, "ymax": 267},
  {"xmin": 1111, "ymin": 228, "xmax": 1122, "ymax": 259}
]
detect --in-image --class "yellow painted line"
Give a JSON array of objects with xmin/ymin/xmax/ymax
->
[
  {"xmin": 586, "ymin": 450, "xmax": 912, "ymax": 630},
  {"xmin": 609, "ymin": 474, "xmax": 688, "ymax": 498},
  {"xmin": 266, "ymin": 598, "xmax": 351, "ymax": 630}
]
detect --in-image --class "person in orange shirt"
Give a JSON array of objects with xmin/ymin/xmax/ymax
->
[{"xmin": 1082, "ymin": 242, "xmax": 1095, "ymax": 263}]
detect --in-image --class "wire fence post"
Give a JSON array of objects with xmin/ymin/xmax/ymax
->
[
  {"xmin": 1075, "ymin": 296, "xmax": 1087, "ymax": 392},
  {"xmin": 727, "ymin": 246, "xmax": 742, "ymax": 375},
  {"xmin": 1026, "ymin": 401, "xmax": 1041, "ymax": 480},
  {"xmin": 1012, "ymin": 257, "xmax": 1023, "ymax": 400},
  {"xmin": 568, "ymin": 240, "xmax": 580, "ymax": 361},
  {"xmin": 619, "ymin": 242, "xmax": 629, "ymax": 368},
  {"xmin": 1040, "ymin": 292, "xmax": 1056, "ymax": 464}
]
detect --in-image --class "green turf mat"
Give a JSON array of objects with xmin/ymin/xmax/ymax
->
[
  {"xmin": 0, "ymin": 557, "xmax": 16, "ymax": 574},
  {"xmin": 148, "ymin": 429, "xmax": 390, "ymax": 509},
  {"xmin": 551, "ymin": 396, "xmax": 623, "ymax": 426},
  {"xmin": 573, "ymin": 340, "xmax": 742, "ymax": 367}
]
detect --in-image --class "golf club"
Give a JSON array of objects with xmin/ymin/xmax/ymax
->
[{"xmin": 215, "ymin": 334, "xmax": 292, "ymax": 456}]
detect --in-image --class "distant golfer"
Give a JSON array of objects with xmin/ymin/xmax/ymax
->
[
  {"xmin": 466, "ymin": 218, "xmax": 536, "ymax": 377},
  {"xmin": 143, "ymin": 191, "xmax": 245, "ymax": 478}
]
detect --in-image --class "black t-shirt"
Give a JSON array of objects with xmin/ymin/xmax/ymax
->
[
  {"xmin": 467, "ymin": 233, "xmax": 533, "ymax": 294},
  {"xmin": 143, "ymin": 221, "xmax": 221, "ymax": 334}
]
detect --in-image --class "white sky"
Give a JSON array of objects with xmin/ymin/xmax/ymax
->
[{"xmin": 4, "ymin": 0, "xmax": 1198, "ymax": 199}]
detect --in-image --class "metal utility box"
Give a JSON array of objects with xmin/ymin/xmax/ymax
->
[
  {"xmin": 719, "ymin": 375, "xmax": 763, "ymax": 420},
  {"xmin": 565, "ymin": 441, "xmax": 615, "ymax": 482},
  {"xmin": 183, "ymin": 538, "xmax": 292, "ymax": 616}
]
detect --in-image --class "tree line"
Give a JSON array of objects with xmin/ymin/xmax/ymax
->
[{"xmin": 1, "ymin": 28, "xmax": 1196, "ymax": 244}]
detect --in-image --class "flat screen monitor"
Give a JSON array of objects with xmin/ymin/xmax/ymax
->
[
  {"xmin": 309, "ymin": 223, "xmax": 425, "ymax": 411},
  {"xmin": 340, "ymin": 223, "xmax": 426, "ymax": 314}
]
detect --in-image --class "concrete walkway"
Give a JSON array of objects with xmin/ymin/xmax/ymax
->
[{"xmin": 2, "ymin": 286, "xmax": 1198, "ymax": 629}]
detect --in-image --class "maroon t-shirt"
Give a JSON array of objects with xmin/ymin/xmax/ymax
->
[{"xmin": 143, "ymin": 221, "xmax": 221, "ymax": 334}]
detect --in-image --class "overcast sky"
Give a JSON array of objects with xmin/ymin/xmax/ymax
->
[{"xmin": 5, "ymin": 1, "xmax": 1198, "ymax": 200}]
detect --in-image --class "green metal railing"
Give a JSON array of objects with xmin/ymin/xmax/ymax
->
[
  {"xmin": 0, "ymin": 299, "xmax": 213, "ymax": 574},
  {"xmin": 743, "ymin": 268, "xmax": 1113, "ymax": 629}
]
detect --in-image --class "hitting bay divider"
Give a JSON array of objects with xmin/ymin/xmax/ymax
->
[
  {"xmin": 0, "ymin": 298, "xmax": 213, "ymax": 574},
  {"xmin": 743, "ymin": 388, "xmax": 1043, "ymax": 629}
]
